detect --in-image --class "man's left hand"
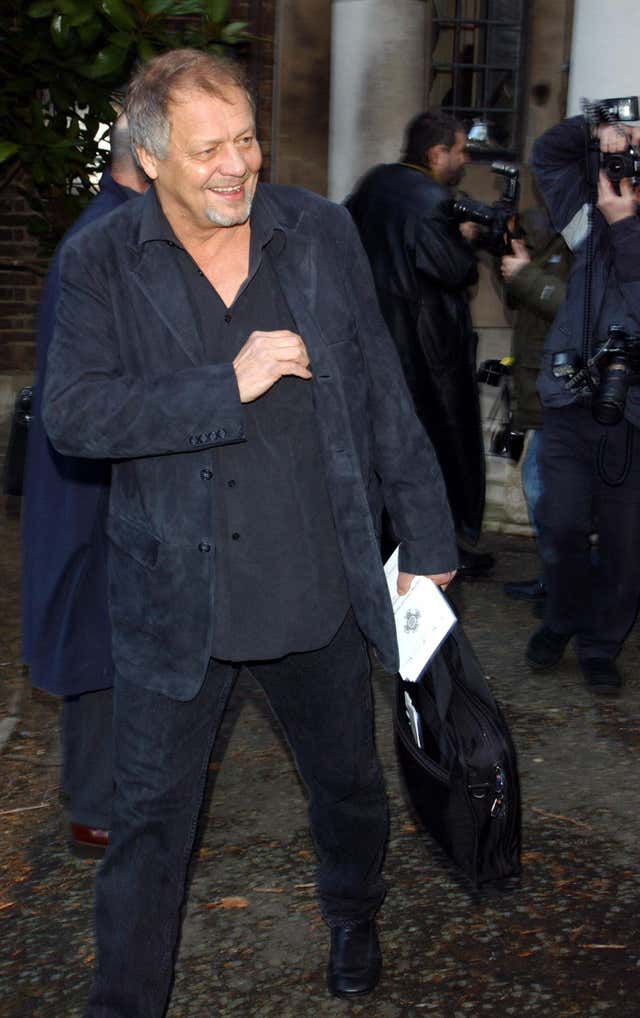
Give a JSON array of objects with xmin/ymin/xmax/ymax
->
[
  {"xmin": 500, "ymin": 237, "xmax": 530, "ymax": 282},
  {"xmin": 397, "ymin": 571, "xmax": 456, "ymax": 595}
]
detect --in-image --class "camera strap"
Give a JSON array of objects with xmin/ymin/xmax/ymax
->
[{"xmin": 582, "ymin": 121, "xmax": 598, "ymax": 378}]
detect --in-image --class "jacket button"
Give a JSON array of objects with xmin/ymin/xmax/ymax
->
[
  {"xmin": 198, "ymin": 542, "xmax": 211, "ymax": 553},
  {"xmin": 227, "ymin": 479, "xmax": 236, "ymax": 488},
  {"xmin": 200, "ymin": 469, "xmax": 213, "ymax": 480},
  {"xmin": 231, "ymin": 532, "xmax": 240, "ymax": 541}
]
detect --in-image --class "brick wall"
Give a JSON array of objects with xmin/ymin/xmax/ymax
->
[
  {"xmin": 231, "ymin": 0, "xmax": 277, "ymax": 182},
  {"xmin": 0, "ymin": 187, "xmax": 45, "ymax": 377}
]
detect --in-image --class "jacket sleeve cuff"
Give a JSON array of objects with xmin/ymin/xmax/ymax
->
[{"xmin": 398, "ymin": 539, "xmax": 459, "ymax": 577}]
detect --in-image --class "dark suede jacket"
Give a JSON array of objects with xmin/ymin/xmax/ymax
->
[{"xmin": 43, "ymin": 183, "xmax": 457, "ymax": 699}]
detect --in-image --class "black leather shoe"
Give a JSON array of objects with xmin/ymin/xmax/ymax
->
[
  {"xmin": 580, "ymin": 658, "xmax": 623, "ymax": 695},
  {"xmin": 327, "ymin": 920, "xmax": 381, "ymax": 998},
  {"xmin": 503, "ymin": 578, "xmax": 546, "ymax": 600},
  {"xmin": 525, "ymin": 626, "xmax": 572, "ymax": 671},
  {"xmin": 456, "ymin": 546, "xmax": 495, "ymax": 578}
]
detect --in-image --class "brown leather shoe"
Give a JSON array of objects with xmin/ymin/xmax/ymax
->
[{"xmin": 69, "ymin": 823, "xmax": 109, "ymax": 859}]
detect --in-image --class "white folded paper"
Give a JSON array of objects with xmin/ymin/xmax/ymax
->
[{"xmin": 384, "ymin": 546, "xmax": 457, "ymax": 682}]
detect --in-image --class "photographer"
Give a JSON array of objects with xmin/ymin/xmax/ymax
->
[
  {"xmin": 500, "ymin": 208, "xmax": 570, "ymax": 607},
  {"xmin": 346, "ymin": 111, "xmax": 492, "ymax": 574},
  {"xmin": 526, "ymin": 113, "xmax": 640, "ymax": 693}
]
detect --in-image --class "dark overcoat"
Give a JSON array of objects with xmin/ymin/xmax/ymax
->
[
  {"xmin": 22, "ymin": 172, "xmax": 141, "ymax": 695},
  {"xmin": 43, "ymin": 183, "xmax": 457, "ymax": 701},
  {"xmin": 345, "ymin": 163, "xmax": 485, "ymax": 539}
]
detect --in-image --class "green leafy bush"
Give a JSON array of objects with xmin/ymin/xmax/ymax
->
[{"xmin": 0, "ymin": 0, "xmax": 248, "ymax": 256}]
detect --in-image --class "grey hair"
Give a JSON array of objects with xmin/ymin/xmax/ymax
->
[{"xmin": 125, "ymin": 48, "xmax": 255, "ymax": 163}]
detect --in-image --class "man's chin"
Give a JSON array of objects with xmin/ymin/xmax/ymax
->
[{"xmin": 205, "ymin": 200, "xmax": 252, "ymax": 228}]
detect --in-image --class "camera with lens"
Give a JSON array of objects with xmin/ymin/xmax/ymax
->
[
  {"xmin": 600, "ymin": 148, "xmax": 640, "ymax": 190},
  {"xmin": 446, "ymin": 162, "xmax": 520, "ymax": 257},
  {"xmin": 582, "ymin": 95, "xmax": 640, "ymax": 192},
  {"xmin": 552, "ymin": 325, "xmax": 640, "ymax": 425}
]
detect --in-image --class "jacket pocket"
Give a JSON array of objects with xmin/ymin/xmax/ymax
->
[{"xmin": 106, "ymin": 514, "xmax": 160, "ymax": 569}]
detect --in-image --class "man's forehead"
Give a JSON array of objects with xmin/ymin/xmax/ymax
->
[{"xmin": 168, "ymin": 85, "xmax": 253, "ymax": 123}]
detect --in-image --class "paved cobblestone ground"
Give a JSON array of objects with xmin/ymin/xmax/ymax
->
[{"xmin": 1, "ymin": 501, "xmax": 639, "ymax": 1017}]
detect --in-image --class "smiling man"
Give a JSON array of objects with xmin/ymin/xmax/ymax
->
[{"xmin": 43, "ymin": 50, "xmax": 457, "ymax": 1016}]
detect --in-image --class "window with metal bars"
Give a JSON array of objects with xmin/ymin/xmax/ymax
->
[{"xmin": 428, "ymin": 0, "xmax": 528, "ymax": 159}]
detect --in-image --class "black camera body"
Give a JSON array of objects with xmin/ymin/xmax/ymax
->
[
  {"xmin": 552, "ymin": 325, "xmax": 640, "ymax": 425},
  {"xmin": 583, "ymin": 95, "xmax": 640, "ymax": 192},
  {"xmin": 600, "ymin": 147, "xmax": 640, "ymax": 189},
  {"xmin": 447, "ymin": 162, "xmax": 520, "ymax": 257}
]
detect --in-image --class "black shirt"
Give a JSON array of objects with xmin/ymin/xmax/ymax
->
[{"xmin": 145, "ymin": 188, "xmax": 350, "ymax": 660}]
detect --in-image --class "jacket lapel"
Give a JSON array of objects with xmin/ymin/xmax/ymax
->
[{"xmin": 128, "ymin": 242, "xmax": 205, "ymax": 366}]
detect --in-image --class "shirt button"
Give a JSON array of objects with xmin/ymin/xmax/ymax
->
[
  {"xmin": 231, "ymin": 532, "xmax": 240, "ymax": 541},
  {"xmin": 227, "ymin": 479, "xmax": 236, "ymax": 488},
  {"xmin": 200, "ymin": 469, "xmax": 213, "ymax": 480},
  {"xmin": 224, "ymin": 313, "xmax": 232, "ymax": 323},
  {"xmin": 198, "ymin": 542, "xmax": 211, "ymax": 553}
]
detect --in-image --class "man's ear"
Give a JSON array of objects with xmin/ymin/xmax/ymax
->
[
  {"xmin": 425, "ymin": 143, "xmax": 447, "ymax": 173},
  {"xmin": 136, "ymin": 146, "xmax": 159, "ymax": 181}
]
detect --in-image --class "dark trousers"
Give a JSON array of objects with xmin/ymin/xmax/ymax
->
[
  {"xmin": 62, "ymin": 687, "xmax": 114, "ymax": 829},
  {"xmin": 538, "ymin": 406, "xmax": 640, "ymax": 660},
  {"xmin": 86, "ymin": 611, "xmax": 388, "ymax": 1018}
]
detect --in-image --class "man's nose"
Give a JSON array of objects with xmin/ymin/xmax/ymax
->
[{"xmin": 218, "ymin": 143, "xmax": 247, "ymax": 176}]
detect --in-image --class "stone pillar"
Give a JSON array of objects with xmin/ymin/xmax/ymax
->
[
  {"xmin": 566, "ymin": 0, "xmax": 640, "ymax": 116},
  {"xmin": 328, "ymin": 0, "xmax": 427, "ymax": 202}
]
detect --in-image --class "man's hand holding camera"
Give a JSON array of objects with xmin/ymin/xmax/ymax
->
[
  {"xmin": 500, "ymin": 237, "xmax": 530, "ymax": 283},
  {"xmin": 597, "ymin": 172, "xmax": 639, "ymax": 224},
  {"xmin": 595, "ymin": 122, "xmax": 640, "ymax": 224}
]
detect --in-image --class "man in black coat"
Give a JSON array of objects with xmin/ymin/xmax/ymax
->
[
  {"xmin": 21, "ymin": 117, "xmax": 148, "ymax": 855},
  {"xmin": 346, "ymin": 110, "xmax": 491, "ymax": 573},
  {"xmin": 42, "ymin": 51, "xmax": 457, "ymax": 1014}
]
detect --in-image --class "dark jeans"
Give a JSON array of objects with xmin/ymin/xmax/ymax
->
[
  {"xmin": 62, "ymin": 687, "xmax": 114, "ymax": 829},
  {"xmin": 538, "ymin": 406, "xmax": 640, "ymax": 660},
  {"xmin": 86, "ymin": 611, "xmax": 388, "ymax": 1018}
]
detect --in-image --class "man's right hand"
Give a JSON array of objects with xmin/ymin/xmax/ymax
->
[{"xmin": 233, "ymin": 330, "xmax": 312, "ymax": 403}]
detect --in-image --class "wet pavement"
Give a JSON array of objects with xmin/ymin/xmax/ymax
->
[{"xmin": 1, "ymin": 501, "xmax": 639, "ymax": 1018}]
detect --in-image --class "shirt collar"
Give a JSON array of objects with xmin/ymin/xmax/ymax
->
[{"xmin": 138, "ymin": 182, "xmax": 285, "ymax": 255}]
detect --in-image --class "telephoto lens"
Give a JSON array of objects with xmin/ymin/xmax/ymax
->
[{"xmin": 592, "ymin": 357, "xmax": 632, "ymax": 425}]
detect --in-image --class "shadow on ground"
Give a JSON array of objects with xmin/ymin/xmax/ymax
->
[{"xmin": 1, "ymin": 509, "xmax": 639, "ymax": 1017}]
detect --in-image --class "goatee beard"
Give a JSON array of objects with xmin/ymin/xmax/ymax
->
[{"xmin": 205, "ymin": 194, "xmax": 254, "ymax": 228}]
